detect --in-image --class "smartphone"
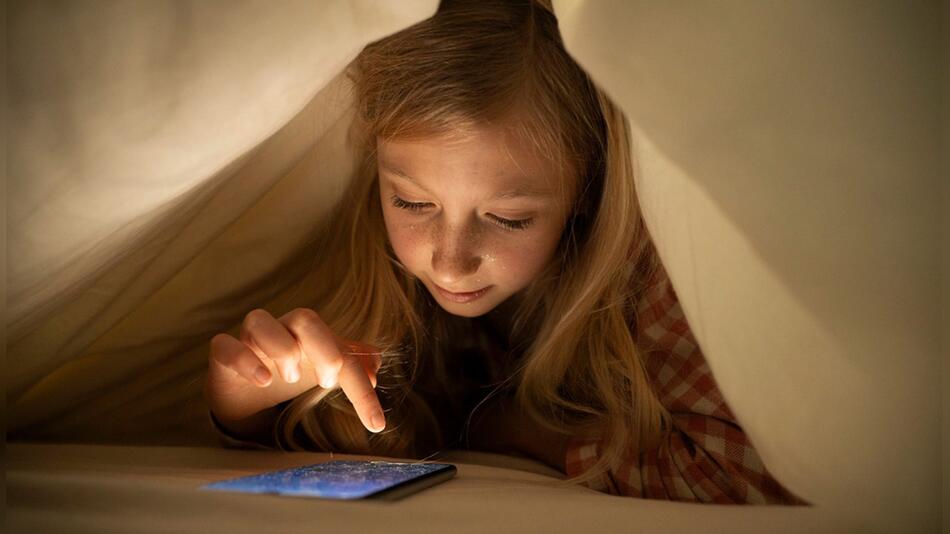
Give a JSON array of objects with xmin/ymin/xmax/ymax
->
[{"xmin": 202, "ymin": 460, "xmax": 457, "ymax": 501}]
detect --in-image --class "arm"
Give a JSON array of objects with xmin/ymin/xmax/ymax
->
[
  {"xmin": 565, "ymin": 263, "xmax": 808, "ymax": 504},
  {"xmin": 564, "ymin": 412, "xmax": 808, "ymax": 504},
  {"xmin": 209, "ymin": 405, "xmax": 281, "ymax": 450}
]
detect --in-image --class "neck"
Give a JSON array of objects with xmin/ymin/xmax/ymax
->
[{"xmin": 478, "ymin": 291, "xmax": 528, "ymax": 350}]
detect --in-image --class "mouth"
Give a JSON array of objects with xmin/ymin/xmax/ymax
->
[{"xmin": 433, "ymin": 283, "xmax": 492, "ymax": 303}]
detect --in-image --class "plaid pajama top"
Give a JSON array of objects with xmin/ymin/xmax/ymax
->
[
  {"xmin": 210, "ymin": 251, "xmax": 807, "ymax": 505},
  {"xmin": 563, "ymin": 259, "xmax": 807, "ymax": 505}
]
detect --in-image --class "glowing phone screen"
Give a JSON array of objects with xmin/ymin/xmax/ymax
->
[{"xmin": 202, "ymin": 460, "xmax": 456, "ymax": 500}]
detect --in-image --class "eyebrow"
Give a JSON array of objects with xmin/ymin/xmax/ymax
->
[{"xmin": 380, "ymin": 165, "xmax": 554, "ymax": 201}]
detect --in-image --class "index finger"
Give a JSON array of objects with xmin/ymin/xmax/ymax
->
[{"xmin": 337, "ymin": 355, "xmax": 386, "ymax": 433}]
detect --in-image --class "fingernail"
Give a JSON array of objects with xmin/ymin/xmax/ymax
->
[
  {"xmin": 370, "ymin": 411, "xmax": 385, "ymax": 433},
  {"xmin": 285, "ymin": 364, "xmax": 300, "ymax": 383},
  {"xmin": 320, "ymin": 372, "xmax": 338, "ymax": 389},
  {"xmin": 255, "ymin": 367, "xmax": 271, "ymax": 385}
]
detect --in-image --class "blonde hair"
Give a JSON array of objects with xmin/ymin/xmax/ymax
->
[{"xmin": 273, "ymin": 0, "xmax": 672, "ymax": 488}]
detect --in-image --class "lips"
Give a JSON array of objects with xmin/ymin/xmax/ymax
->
[
  {"xmin": 440, "ymin": 286, "xmax": 484, "ymax": 294},
  {"xmin": 433, "ymin": 283, "xmax": 492, "ymax": 303}
]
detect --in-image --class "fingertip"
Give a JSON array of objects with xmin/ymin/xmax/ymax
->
[
  {"xmin": 284, "ymin": 363, "xmax": 300, "ymax": 384},
  {"xmin": 370, "ymin": 411, "xmax": 386, "ymax": 433},
  {"xmin": 254, "ymin": 367, "xmax": 272, "ymax": 386}
]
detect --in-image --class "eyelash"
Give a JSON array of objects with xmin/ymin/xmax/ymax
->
[{"xmin": 389, "ymin": 194, "xmax": 534, "ymax": 231}]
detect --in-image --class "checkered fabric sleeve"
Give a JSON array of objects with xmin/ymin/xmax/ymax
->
[{"xmin": 563, "ymin": 261, "xmax": 808, "ymax": 505}]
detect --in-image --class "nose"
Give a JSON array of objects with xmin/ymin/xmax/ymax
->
[{"xmin": 429, "ymin": 220, "xmax": 483, "ymax": 287}]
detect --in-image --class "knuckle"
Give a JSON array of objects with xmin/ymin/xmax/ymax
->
[
  {"xmin": 286, "ymin": 307, "xmax": 322, "ymax": 330},
  {"xmin": 210, "ymin": 333, "xmax": 229, "ymax": 348},
  {"xmin": 292, "ymin": 307, "xmax": 321, "ymax": 322},
  {"xmin": 209, "ymin": 334, "xmax": 232, "ymax": 358},
  {"xmin": 243, "ymin": 308, "xmax": 271, "ymax": 329}
]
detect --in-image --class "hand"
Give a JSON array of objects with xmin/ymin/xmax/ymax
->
[{"xmin": 204, "ymin": 308, "xmax": 385, "ymax": 435}]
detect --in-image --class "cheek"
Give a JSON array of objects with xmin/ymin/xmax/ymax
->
[
  {"xmin": 484, "ymin": 225, "xmax": 563, "ymax": 285},
  {"xmin": 383, "ymin": 208, "xmax": 426, "ymax": 265}
]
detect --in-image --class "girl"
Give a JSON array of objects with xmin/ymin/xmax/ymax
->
[{"xmin": 204, "ymin": 0, "xmax": 807, "ymax": 505}]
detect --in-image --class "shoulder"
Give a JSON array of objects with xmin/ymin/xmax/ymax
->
[{"xmin": 627, "ymin": 253, "xmax": 736, "ymax": 422}]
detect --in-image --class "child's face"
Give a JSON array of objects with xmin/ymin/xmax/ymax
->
[{"xmin": 377, "ymin": 122, "xmax": 573, "ymax": 318}]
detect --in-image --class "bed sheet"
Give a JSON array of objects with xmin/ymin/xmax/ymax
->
[{"xmin": 7, "ymin": 443, "xmax": 859, "ymax": 534}]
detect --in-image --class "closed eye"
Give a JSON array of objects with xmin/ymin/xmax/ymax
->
[
  {"xmin": 390, "ymin": 194, "xmax": 431, "ymax": 212},
  {"xmin": 389, "ymin": 194, "xmax": 534, "ymax": 231}
]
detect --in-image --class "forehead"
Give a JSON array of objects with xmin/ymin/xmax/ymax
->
[{"xmin": 376, "ymin": 124, "xmax": 568, "ymax": 199}]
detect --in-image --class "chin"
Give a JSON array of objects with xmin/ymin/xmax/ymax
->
[{"xmin": 440, "ymin": 305, "xmax": 493, "ymax": 318}]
